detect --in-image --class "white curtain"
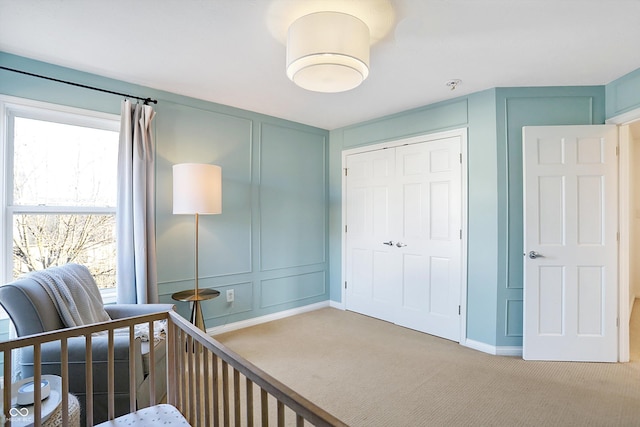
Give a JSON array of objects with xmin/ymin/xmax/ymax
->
[{"xmin": 116, "ymin": 100, "xmax": 158, "ymax": 304}]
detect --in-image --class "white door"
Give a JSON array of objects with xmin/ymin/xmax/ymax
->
[
  {"xmin": 522, "ymin": 125, "xmax": 618, "ymax": 362},
  {"xmin": 344, "ymin": 147, "xmax": 399, "ymax": 324},
  {"xmin": 393, "ymin": 141, "xmax": 462, "ymax": 341},
  {"xmin": 345, "ymin": 135, "xmax": 462, "ymax": 342}
]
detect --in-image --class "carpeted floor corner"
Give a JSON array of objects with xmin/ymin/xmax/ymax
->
[{"xmin": 215, "ymin": 303, "xmax": 640, "ymax": 426}]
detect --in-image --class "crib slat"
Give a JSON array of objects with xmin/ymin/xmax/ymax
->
[
  {"xmin": 128, "ymin": 325, "xmax": 136, "ymax": 414},
  {"xmin": 222, "ymin": 360, "xmax": 230, "ymax": 426},
  {"xmin": 212, "ymin": 354, "xmax": 220, "ymax": 427},
  {"xmin": 234, "ymin": 369, "xmax": 241, "ymax": 426},
  {"xmin": 166, "ymin": 322, "xmax": 176, "ymax": 406},
  {"xmin": 188, "ymin": 335, "xmax": 195, "ymax": 424},
  {"xmin": 181, "ymin": 331, "xmax": 189, "ymax": 419},
  {"xmin": 33, "ymin": 344, "xmax": 41, "ymax": 427},
  {"xmin": 194, "ymin": 340, "xmax": 202, "ymax": 426},
  {"xmin": 61, "ymin": 338, "xmax": 69, "ymax": 426},
  {"xmin": 203, "ymin": 348, "xmax": 211, "ymax": 427},
  {"xmin": 3, "ymin": 351, "xmax": 10, "ymax": 424},
  {"xmin": 107, "ymin": 329, "xmax": 115, "ymax": 420},
  {"xmin": 261, "ymin": 388, "xmax": 269, "ymax": 427},
  {"xmin": 246, "ymin": 378, "xmax": 254, "ymax": 427},
  {"xmin": 277, "ymin": 401, "xmax": 285, "ymax": 427},
  {"xmin": 148, "ymin": 320, "xmax": 156, "ymax": 407},
  {"xmin": 85, "ymin": 334, "xmax": 94, "ymax": 427}
]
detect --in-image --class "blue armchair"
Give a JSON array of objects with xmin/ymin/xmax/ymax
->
[{"xmin": 0, "ymin": 265, "xmax": 174, "ymax": 425}]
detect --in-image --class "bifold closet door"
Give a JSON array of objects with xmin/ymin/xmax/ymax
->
[
  {"xmin": 345, "ymin": 137, "xmax": 462, "ymax": 342},
  {"xmin": 344, "ymin": 147, "xmax": 399, "ymax": 324}
]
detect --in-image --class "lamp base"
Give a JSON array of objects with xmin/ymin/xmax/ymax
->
[
  {"xmin": 191, "ymin": 300, "xmax": 205, "ymax": 331},
  {"xmin": 171, "ymin": 288, "xmax": 220, "ymax": 331}
]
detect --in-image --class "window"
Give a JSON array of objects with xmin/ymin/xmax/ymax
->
[{"xmin": 2, "ymin": 97, "xmax": 119, "ymax": 301}]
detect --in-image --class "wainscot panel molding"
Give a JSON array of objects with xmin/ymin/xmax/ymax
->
[
  {"xmin": 260, "ymin": 271, "xmax": 326, "ymax": 308},
  {"xmin": 341, "ymin": 98, "xmax": 469, "ymax": 148},
  {"xmin": 259, "ymin": 123, "xmax": 327, "ymax": 271},
  {"xmin": 331, "ymin": 87, "xmax": 607, "ymax": 352},
  {"xmin": 494, "ymin": 87, "xmax": 606, "ymax": 348},
  {"xmin": 0, "ymin": 52, "xmax": 331, "ymax": 331},
  {"xmin": 505, "ymin": 299, "xmax": 523, "ymax": 337},
  {"xmin": 330, "ymin": 91, "xmax": 502, "ymax": 349},
  {"xmin": 155, "ymin": 102, "xmax": 254, "ymax": 283},
  {"xmin": 2, "ymin": 51, "xmax": 635, "ymax": 353},
  {"xmin": 208, "ymin": 281, "xmax": 254, "ymax": 319},
  {"xmin": 606, "ymin": 67, "xmax": 640, "ymax": 119},
  {"xmin": 164, "ymin": 280, "xmax": 255, "ymax": 323}
]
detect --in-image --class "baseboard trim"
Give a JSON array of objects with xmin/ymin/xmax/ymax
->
[
  {"xmin": 496, "ymin": 346, "xmax": 523, "ymax": 357},
  {"xmin": 329, "ymin": 300, "xmax": 345, "ymax": 310},
  {"xmin": 207, "ymin": 301, "xmax": 330, "ymax": 336},
  {"xmin": 463, "ymin": 339, "xmax": 523, "ymax": 357}
]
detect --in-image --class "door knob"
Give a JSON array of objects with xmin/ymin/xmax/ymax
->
[
  {"xmin": 396, "ymin": 242, "xmax": 407, "ymax": 247},
  {"xmin": 528, "ymin": 251, "xmax": 543, "ymax": 259},
  {"xmin": 382, "ymin": 241, "xmax": 394, "ymax": 246}
]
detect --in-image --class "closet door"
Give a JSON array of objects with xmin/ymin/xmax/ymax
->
[
  {"xmin": 344, "ymin": 148, "xmax": 400, "ymax": 323},
  {"xmin": 345, "ymin": 136, "xmax": 462, "ymax": 342},
  {"xmin": 394, "ymin": 139, "xmax": 462, "ymax": 341}
]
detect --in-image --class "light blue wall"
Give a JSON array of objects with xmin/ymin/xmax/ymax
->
[
  {"xmin": 329, "ymin": 93, "xmax": 502, "ymax": 345},
  {"xmin": 494, "ymin": 86, "xmax": 605, "ymax": 346},
  {"xmin": 0, "ymin": 50, "xmax": 633, "ymax": 351},
  {"xmin": 329, "ymin": 86, "xmax": 606, "ymax": 347},
  {"xmin": 0, "ymin": 52, "xmax": 330, "ymax": 328},
  {"xmin": 606, "ymin": 67, "xmax": 640, "ymax": 119}
]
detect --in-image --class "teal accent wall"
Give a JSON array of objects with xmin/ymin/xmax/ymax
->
[
  {"xmin": 606, "ymin": 67, "xmax": 640, "ymax": 119},
  {"xmin": 329, "ymin": 86, "xmax": 606, "ymax": 348},
  {"xmin": 466, "ymin": 90, "xmax": 500, "ymax": 345},
  {"xmin": 0, "ymin": 50, "xmax": 631, "ymax": 352},
  {"xmin": 494, "ymin": 87, "xmax": 605, "ymax": 347},
  {"xmin": 0, "ymin": 52, "xmax": 330, "ymax": 329},
  {"xmin": 329, "ymin": 93, "xmax": 502, "ymax": 346}
]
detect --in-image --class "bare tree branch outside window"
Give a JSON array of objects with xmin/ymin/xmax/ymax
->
[
  {"xmin": 10, "ymin": 115, "xmax": 118, "ymax": 290},
  {"xmin": 12, "ymin": 214, "xmax": 116, "ymax": 288}
]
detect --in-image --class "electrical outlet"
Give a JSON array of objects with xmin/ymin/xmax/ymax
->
[{"xmin": 226, "ymin": 289, "xmax": 234, "ymax": 303}]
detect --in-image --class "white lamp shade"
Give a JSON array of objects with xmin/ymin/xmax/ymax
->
[
  {"xmin": 286, "ymin": 11, "xmax": 370, "ymax": 93},
  {"xmin": 173, "ymin": 163, "xmax": 222, "ymax": 215}
]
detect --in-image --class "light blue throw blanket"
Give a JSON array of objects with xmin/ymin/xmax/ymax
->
[{"xmin": 27, "ymin": 263, "xmax": 111, "ymax": 327}]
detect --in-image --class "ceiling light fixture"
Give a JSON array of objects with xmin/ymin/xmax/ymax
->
[{"xmin": 286, "ymin": 11, "xmax": 370, "ymax": 93}]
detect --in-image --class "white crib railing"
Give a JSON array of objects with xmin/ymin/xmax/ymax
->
[{"xmin": 0, "ymin": 310, "xmax": 347, "ymax": 427}]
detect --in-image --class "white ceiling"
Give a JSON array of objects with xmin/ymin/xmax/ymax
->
[{"xmin": 1, "ymin": 0, "xmax": 639, "ymax": 130}]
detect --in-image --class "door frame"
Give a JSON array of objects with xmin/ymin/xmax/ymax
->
[
  {"xmin": 341, "ymin": 128, "xmax": 469, "ymax": 342},
  {"xmin": 607, "ymin": 106, "xmax": 640, "ymax": 362}
]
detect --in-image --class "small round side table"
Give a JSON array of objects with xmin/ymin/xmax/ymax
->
[{"xmin": 171, "ymin": 288, "xmax": 220, "ymax": 331}]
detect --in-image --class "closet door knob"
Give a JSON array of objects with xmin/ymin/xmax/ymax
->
[
  {"xmin": 382, "ymin": 241, "xmax": 394, "ymax": 246},
  {"xmin": 528, "ymin": 251, "xmax": 543, "ymax": 259},
  {"xmin": 396, "ymin": 242, "xmax": 407, "ymax": 248}
]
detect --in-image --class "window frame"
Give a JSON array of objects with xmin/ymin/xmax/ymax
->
[{"xmin": 1, "ymin": 95, "xmax": 120, "ymax": 300}]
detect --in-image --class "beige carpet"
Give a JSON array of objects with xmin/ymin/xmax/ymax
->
[{"xmin": 216, "ymin": 303, "xmax": 640, "ymax": 427}]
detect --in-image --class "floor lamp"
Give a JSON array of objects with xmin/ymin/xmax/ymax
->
[{"xmin": 172, "ymin": 163, "xmax": 222, "ymax": 331}]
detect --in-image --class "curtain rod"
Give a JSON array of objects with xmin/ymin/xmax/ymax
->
[{"xmin": 0, "ymin": 66, "xmax": 158, "ymax": 105}]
